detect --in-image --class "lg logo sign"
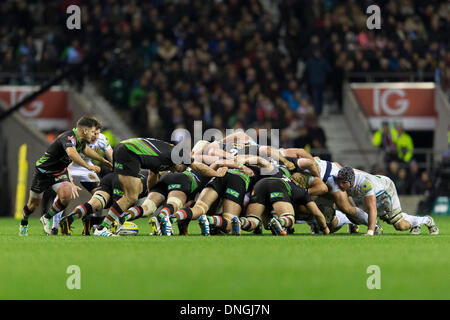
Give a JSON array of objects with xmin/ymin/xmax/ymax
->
[
  {"xmin": 373, "ymin": 88, "xmax": 409, "ymax": 116},
  {"xmin": 9, "ymin": 91, "xmax": 44, "ymax": 117}
]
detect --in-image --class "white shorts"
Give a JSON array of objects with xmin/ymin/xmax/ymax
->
[
  {"xmin": 375, "ymin": 176, "xmax": 402, "ymax": 218},
  {"xmin": 69, "ymin": 166, "xmax": 100, "ymax": 184}
]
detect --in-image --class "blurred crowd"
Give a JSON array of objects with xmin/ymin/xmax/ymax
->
[{"xmin": 0, "ymin": 0, "xmax": 449, "ymax": 200}]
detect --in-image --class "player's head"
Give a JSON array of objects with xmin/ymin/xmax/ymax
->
[
  {"xmin": 76, "ymin": 116, "xmax": 102, "ymax": 142},
  {"xmin": 171, "ymin": 163, "xmax": 187, "ymax": 172},
  {"xmin": 337, "ymin": 166, "xmax": 355, "ymax": 191},
  {"xmin": 90, "ymin": 128, "xmax": 101, "ymax": 144}
]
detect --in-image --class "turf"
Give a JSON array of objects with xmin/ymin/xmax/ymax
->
[{"xmin": 0, "ymin": 216, "xmax": 449, "ymax": 300}]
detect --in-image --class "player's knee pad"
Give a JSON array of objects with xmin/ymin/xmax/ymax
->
[
  {"xmin": 92, "ymin": 192, "xmax": 108, "ymax": 209},
  {"xmin": 141, "ymin": 199, "xmax": 157, "ymax": 217},
  {"xmin": 167, "ymin": 197, "xmax": 184, "ymax": 211},
  {"xmin": 381, "ymin": 210, "xmax": 403, "ymax": 225},
  {"xmin": 195, "ymin": 200, "xmax": 210, "ymax": 215}
]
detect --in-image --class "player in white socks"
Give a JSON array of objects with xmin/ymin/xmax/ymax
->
[{"xmin": 335, "ymin": 167, "xmax": 439, "ymax": 236}]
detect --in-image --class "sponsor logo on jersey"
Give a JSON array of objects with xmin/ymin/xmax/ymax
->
[
  {"xmin": 168, "ymin": 184, "xmax": 181, "ymax": 190},
  {"xmin": 114, "ymin": 162, "xmax": 123, "ymax": 170},
  {"xmin": 270, "ymin": 192, "xmax": 284, "ymax": 199},
  {"xmin": 113, "ymin": 189, "xmax": 124, "ymax": 197}
]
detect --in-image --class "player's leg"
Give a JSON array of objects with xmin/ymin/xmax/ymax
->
[
  {"xmin": 19, "ymin": 191, "xmax": 43, "ymax": 236},
  {"xmin": 270, "ymin": 201, "xmax": 295, "ymax": 236},
  {"xmin": 60, "ymin": 191, "xmax": 110, "ymax": 235},
  {"xmin": 240, "ymin": 202, "xmax": 266, "ymax": 232},
  {"xmin": 40, "ymin": 181, "xmax": 72, "ymax": 235},
  {"xmin": 95, "ymin": 174, "xmax": 142, "ymax": 235},
  {"xmin": 208, "ymin": 199, "xmax": 242, "ymax": 235},
  {"xmin": 157, "ymin": 190, "xmax": 187, "ymax": 236},
  {"xmin": 174, "ymin": 187, "xmax": 219, "ymax": 236}
]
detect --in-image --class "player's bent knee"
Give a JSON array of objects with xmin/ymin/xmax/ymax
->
[
  {"xmin": 141, "ymin": 199, "xmax": 157, "ymax": 217},
  {"xmin": 394, "ymin": 219, "xmax": 410, "ymax": 231},
  {"xmin": 167, "ymin": 196, "xmax": 184, "ymax": 211}
]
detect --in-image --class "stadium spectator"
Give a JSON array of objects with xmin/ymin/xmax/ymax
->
[
  {"xmin": 372, "ymin": 121, "xmax": 398, "ymax": 164},
  {"xmin": 395, "ymin": 123, "xmax": 414, "ymax": 163}
]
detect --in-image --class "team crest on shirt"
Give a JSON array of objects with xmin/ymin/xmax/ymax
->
[{"xmin": 68, "ymin": 136, "xmax": 76, "ymax": 146}]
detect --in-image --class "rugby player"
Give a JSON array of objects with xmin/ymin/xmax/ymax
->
[
  {"xmin": 59, "ymin": 170, "xmax": 149, "ymax": 236},
  {"xmin": 18, "ymin": 116, "xmax": 112, "ymax": 236},
  {"xmin": 51, "ymin": 127, "xmax": 113, "ymax": 235},
  {"xmin": 93, "ymin": 137, "xmax": 228, "ymax": 236},
  {"xmin": 335, "ymin": 167, "xmax": 439, "ymax": 236}
]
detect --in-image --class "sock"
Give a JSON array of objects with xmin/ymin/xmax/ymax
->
[
  {"xmin": 240, "ymin": 217, "xmax": 251, "ymax": 231},
  {"xmin": 52, "ymin": 212, "xmax": 63, "ymax": 229},
  {"xmin": 123, "ymin": 206, "xmax": 144, "ymax": 221},
  {"xmin": 207, "ymin": 215, "xmax": 224, "ymax": 227},
  {"xmin": 45, "ymin": 199, "xmax": 66, "ymax": 218},
  {"xmin": 70, "ymin": 203, "xmax": 94, "ymax": 220},
  {"xmin": 174, "ymin": 207, "xmax": 193, "ymax": 222},
  {"xmin": 21, "ymin": 205, "xmax": 33, "ymax": 225},
  {"xmin": 335, "ymin": 210, "xmax": 352, "ymax": 228},
  {"xmin": 402, "ymin": 213, "xmax": 430, "ymax": 228},
  {"xmin": 353, "ymin": 207, "xmax": 369, "ymax": 225},
  {"xmin": 102, "ymin": 202, "xmax": 124, "ymax": 228},
  {"xmin": 160, "ymin": 203, "xmax": 175, "ymax": 217},
  {"xmin": 279, "ymin": 215, "xmax": 294, "ymax": 228}
]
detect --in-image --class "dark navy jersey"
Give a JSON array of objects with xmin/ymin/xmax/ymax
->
[{"xmin": 35, "ymin": 128, "xmax": 87, "ymax": 174}]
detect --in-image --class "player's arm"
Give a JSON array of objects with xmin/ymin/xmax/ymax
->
[
  {"xmin": 235, "ymin": 154, "xmax": 274, "ymax": 171},
  {"xmin": 306, "ymin": 201, "xmax": 330, "ymax": 234},
  {"xmin": 66, "ymin": 147, "xmax": 101, "ymax": 174},
  {"xmin": 364, "ymin": 195, "xmax": 377, "ymax": 236},
  {"xmin": 104, "ymin": 148, "xmax": 113, "ymax": 163},
  {"xmin": 82, "ymin": 145, "xmax": 113, "ymax": 170},
  {"xmin": 221, "ymin": 131, "xmax": 251, "ymax": 144},
  {"xmin": 259, "ymin": 145, "xmax": 295, "ymax": 170},
  {"xmin": 210, "ymin": 159, "xmax": 254, "ymax": 177},
  {"xmin": 285, "ymin": 148, "xmax": 314, "ymax": 160},
  {"xmin": 67, "ymin": 163, "xmax": 82, "ymax": 199},
  {"xmin": 332, "ymin": 190, "xmax": 357, "ymax": 215},
  {"xmin": 308, "ymin": 178, "xmax": 328, "ymax": 196},
  {"xmin": 296, "ymin": 158, "xmax": 320, "ymax": 177},
  {"xmin": 189, "ymin": 162, "xmax": 227, "ymax": 177}
]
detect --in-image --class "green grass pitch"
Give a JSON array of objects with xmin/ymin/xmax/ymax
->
[{"xmin": 1, "ymin": 216, "xmax": 449, "ymax": 300}]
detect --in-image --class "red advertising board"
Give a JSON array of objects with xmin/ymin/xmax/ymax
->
[
  {"xmin": 0, "ymin": 86, "xmax": 72, "ymax": 130},
  {"xmin": 351, "ymin": 83, "xmax": 436, "ymax": 130}
]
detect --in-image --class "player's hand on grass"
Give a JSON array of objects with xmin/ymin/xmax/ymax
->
[
  {"xmin": 321, "ymin": 226, "xmax": 330, "ymax": 235},
  {"xmin": 71, "ymin": 183, "xmax": 82, "ymax": 199},
  {"xmin": 216, "ymin": 167, "xmax": 228, "ymax": 177},
  {"xmin": 363, "ymin": 230, "xmax": 375, "ymax": 236}
]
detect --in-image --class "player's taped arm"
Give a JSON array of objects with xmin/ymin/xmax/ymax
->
[
  {"xmin": 285, "ymin": 148, "xmax": 314, "ymax": 160},
  {"xmin": 235, "ymin": 154, "xmax": 273, "ymax": 170},
  {"xmin": 260, "ymin": 145, "xmax": 295, "ymax": 170}
]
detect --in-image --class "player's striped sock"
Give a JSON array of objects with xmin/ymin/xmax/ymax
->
[
  {"xmin": 123, "ymin": 206, "xmax": 143, "ymax": 221},
  {"xmin": 207, "ymin": 215, "xmax": 227, "ymax": 232},
  {"xmin": 44, "ymin": 199, "xmax": 66, "ymax": 218},
  {"xmin": 70, "ymin": 203, "xmax": 93, "ymax": 220},
  {"xmin": 240, "ymin": 217, "xmax": 251, "ymax": 231},
  {"xmin": 21, "ymin": 205, "xmax": 33, "ymax": 225},
  {"xmin": 279, "ymin": 214, "xmax": 294, "ymax": 228},
  {"xmin": 102, "ymin": 202, "xmax": 123, "ymax": 228},
  {"xmin": 160, "ymin": 203, "xmax": 175, "ymax": 217},
  {"xmin": 174, "ymin": 207, "xmax": 193, "ymax": 221}
]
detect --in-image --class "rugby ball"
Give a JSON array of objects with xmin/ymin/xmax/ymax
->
[{"xmin": 116, "ymin": 221, "xmax": 139, "ymax": 236}]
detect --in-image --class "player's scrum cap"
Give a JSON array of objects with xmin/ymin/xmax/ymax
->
[{"xmin": 337, "ymin": 166, "xmax": 355, "ymax": 186}]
